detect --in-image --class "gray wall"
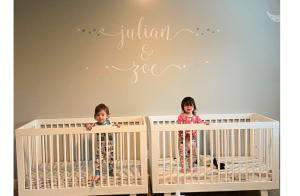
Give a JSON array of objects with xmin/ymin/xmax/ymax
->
[{"xmin": 14, "ymin": 0, "xmax": 280, "ymax": 179}]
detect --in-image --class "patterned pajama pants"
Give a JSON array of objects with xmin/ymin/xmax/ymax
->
[
  {"xmin": 95, "ymin": 133, "xmax": 114, "ymax": 175},
  {"xmin": 178, "ymin": 137, "xmax": 198, "ymax": 170}
]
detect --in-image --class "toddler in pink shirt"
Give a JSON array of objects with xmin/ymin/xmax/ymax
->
[{"xmin": 177, "ymin": 97, "xmax": 210, "ymax": 173}]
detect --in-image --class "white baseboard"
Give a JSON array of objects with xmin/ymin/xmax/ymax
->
[{"xmin": 14, "ymin": 179, "xmax": 17, "ymax": 190}]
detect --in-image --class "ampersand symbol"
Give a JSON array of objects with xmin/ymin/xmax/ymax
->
[{"xmin": 141, "ymin": 44, "xmax": 153, "ymax": 61}]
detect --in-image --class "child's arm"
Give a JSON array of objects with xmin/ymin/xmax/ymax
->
[
  {"xmin": 114, "ymin": 124, "xmax": 121, "ymax": 128},
  {"xmin": 197, "ymin": 116, "xmax": 210, "ymax": 125},
  {"xmin": 109, "ymin": 123, "xmax": 120, "ymax": 135},
  {"xmin": 86, "ymin": 123, "xmax": 94, "ymax": 130}
]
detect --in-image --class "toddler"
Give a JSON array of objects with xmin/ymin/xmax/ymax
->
[
  {"xmin": 177, "ymin": 97, "xmax": 210, "ymax": 173},
  {"xmin": 86, "ymin": 103, "xmax": 120, "ymax": 181}
]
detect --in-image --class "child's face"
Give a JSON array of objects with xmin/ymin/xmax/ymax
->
[
  {"xmin": 95, "ymin": 110, "xmax": 108, "ymax": 124},
  {"xmin": 184, "ymin": 104, "xmax": 194, "ymax": 115}
]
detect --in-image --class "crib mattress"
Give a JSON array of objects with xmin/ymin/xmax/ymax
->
[
  {"xmin": 25, "ymin": 160, "xmax": 142, "ymax": 189},
  {"xmin": 158, "ymin": 156, "xmax": 272, "ymax": 184}
]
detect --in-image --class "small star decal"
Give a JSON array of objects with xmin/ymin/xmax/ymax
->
[
  {"xmin": 217, "ymin": 29, "xmax": 220, "ymax": 32},
  {"xmin": 207, "ymin": 28, "xmax": 210, "ymax": 31},
  {"xmin": 82, "ymin": 29, "xmax": 85, "ymax": 32},
  {"xmin": 98, "ymin": 34, "xmax": 100, "ymax": 36},
  {"xmin": 196, "ymin": 33, "xmax": 199, "ymax": 36},
  {"xmin": 195, "ymin": 65, "xmax": 198, "ymax": 68},
  {"xmin": 186, "ymin": 60, "xmax": 189, "ymax": 63},
  {"xmin": 197, "ymin": 27, "xmax": 199, "ymax": 30},
  {"xmin": 202, "ymin": 33, "xmax": 204, "ymax": 35},
  {"xmin": 106, "ymin": 71, "xmax": 108, "ymax": 74},
  {"xmin": 105, "ymin": 65, "xmax": 109, "ymax": 69},
  {"xmin": 212, "ymin": 31, "xmax": 214, "ymax": 33},
  {"xmin": 183, "ymin": 65, "xmax": 186, "ymax": 68},
  {"xmin": 93, "ymin": 28, "xmax": 96, "ymax": 32},
  {"xmin": 89, "ymin": 31, "xmax": 91, "ymax": 34}
]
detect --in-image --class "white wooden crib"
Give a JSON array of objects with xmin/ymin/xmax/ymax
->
[
  {"xmin": 148, "ymin": 113, "xmax": 279, "ymax": 196},
  {"xmin": 16, "ymin": 116, "xmax": 148, "ymax": 196}
]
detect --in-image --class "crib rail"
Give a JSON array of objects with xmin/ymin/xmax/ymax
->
[
  {"xmin": 148, "ymin": 114, "xmax": 279, "ymax": 193},
  {"xmin": 16, "ymin": 117, "xmax": 148, "ymax": 196}
]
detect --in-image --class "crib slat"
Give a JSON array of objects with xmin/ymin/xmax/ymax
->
[
  {"xmin": 245, "ymin": 129, "xmax": 248, "ymax": 182},
  {"xmin": 63, "ymin": 135, "xmax": 67, "ymax": 188},
  {"xmin": 28, "ymin": 136, "xmax": 32, "ymax": 190},
  {"xmin": 177, "ymin": 130, "xmax": 179, "ymax": 184},
  {"xmin": 183, "ymin": 131, "xmax": 186, "ymax": 184},
  {"xmin": 231, "ymin": 129, "xmax": 234, "ymax": 183},
  {"xmin": 78, "ymin": 134, "xmax": 81, "ymax": 187},
  {"xmin": 81, "ymin": 134, "xmax": 84, "ymax": 161},
  {"xmin": 92, "ymin": 134, "xmax": 95, "ymax": 187},
  {"xmin": 221, "ymin": 129, "xmax": 223, "ymax": 157},
  {"xmin": 113, "ymin": 132, "xmax": 117, "ymax": 186},
  {"xmin": 252, "ymin": 129, "xmax": 255, "ymax": 182},
  {"xmin": 70, "ymin": 134, "xmax": 74, "ymax": 188},
  {"xmin": 266, "ymin": 128, "xmax": 269, "ymax": 182},
  {"xmin": 56, "ymin": 135, "xmax": 60, "ymax": 189},
  {"xmin": 106, "ymin": 133, "xmax": 109, "ymax": 186},
  {"xmin": 270, "ymin": 129, "xmax": 273, "ymax": 177},
  {"xmin": 238, "ymin": 129, "xmax": 241, "ymax": 183},
  {"xmin": 190, "ymin": 130, "xmax": 193, "ymax": 184},
  {"xmin": 85, "ymin": 134, "xmax": 88, "ymax": 187},
  {"xmin": 127, "ymin": 132, "xmax": 130, "ymax": 186},
  {"xmin": 45, "ymin": 135, "xmax": 48, "ymax": 165},
  {"xmin": 35, "ymin": 136, "xmax": 39, "ymax": 189},
  {"xmin": 117, "ymin": 132, "xmax": 119, "ymax": 161},
  {"xmin": 224, "ymin": 129, "xmax": 227, "ymax": 183},
  {"xmin": 99, "ymin": 133, "xmax": 103, "ymax": 187},
  {"xmin": 50, "ymin": 135, "xmax": 53, "ymax": 189},
  {"xmin": 262, "ymin": 129, "xmax": 264, "ymax": 165},
  {"xmin": 122, "ymin": 131, "xmax": 125, "ymax": 161},
  {"xmin": 217, "ymin": 130, "xmax": 220, "ymax": 183},
  {"xmin": 120, "ymin": 132, "xmax": 123, "ymax": 186},
  {"xmin": 134, "ymin": 132, "xmax": 137, "ymax": 186},
  {"xmin": 75, "ymin": 134, "xmax": 78, "ymax": 161},
  {"xmin": 204, "ymin": 130, "xmax": 206, "ymax": 184},
  {"xmin": 163, "ymin": 131, "xmax": 165, "ymax": 185},
  {"xmin": 169, "ymin": 131, "xmax": 172, "ymax": 185},
  {"xmin": 197, "ymin": 130, "xmax": 200, "ymax": 184},
  {"xmin": 24, "ymin": 137, "xmax": 28, "ymax": 177},
  {"xmin": 87, "ymin": 132, "xmax": 90, "ymax": 163},
  {"xmin": 42, "ymin": 135, "xmax": 46, "ymax": 189},
  {"xmin": 211, "ymin": 130, "xmax": 213, "ymax": 183},
  {"xmin": 259, "ymin": 128, "xmax": 262, "ymax": 182}
]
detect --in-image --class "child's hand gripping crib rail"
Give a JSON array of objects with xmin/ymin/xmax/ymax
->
[
  {"xmin": 15, "ymin": 116, "xmax": 148, "ymax": 196},
  {"xmin": 148, "ymin": 113, "xmax": 279, "ymax": 196}
]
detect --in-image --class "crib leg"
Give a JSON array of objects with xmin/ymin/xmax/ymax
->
[{"xmin": 260, "ymin": 190, "xmax": 268, "ymax": 196}]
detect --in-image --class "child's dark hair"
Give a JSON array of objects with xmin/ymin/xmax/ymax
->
[
  {"xmin": 94, "ymin": 103, "xmax": 110, "ymax": 119},
  {"xmin": 181, "ymin": 97, "xmax": 197, "ymax": 115}
]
